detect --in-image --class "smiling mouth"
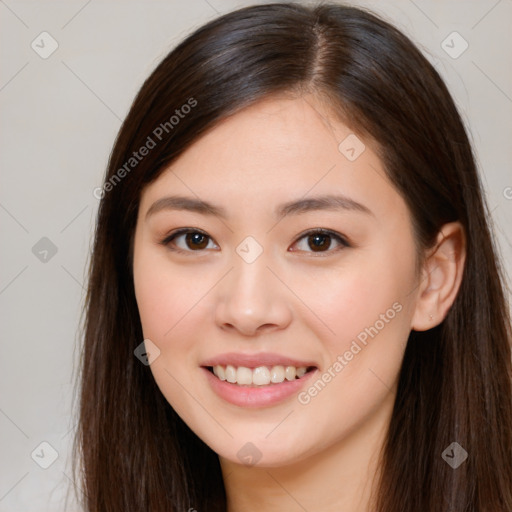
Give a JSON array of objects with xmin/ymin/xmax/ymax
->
[{"xmin": 206, "ymin": 364, "xmax": 317, "ymax": 386}]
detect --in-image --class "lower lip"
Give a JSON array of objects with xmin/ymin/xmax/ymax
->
[{"xmin": 201, "ymin": 367, "xmax": 317, "ymax": 408}]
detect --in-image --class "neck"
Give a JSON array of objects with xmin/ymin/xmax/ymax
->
[{"xmin": 219, "ymin": 389, "xmax": 394, "ymax": 512}]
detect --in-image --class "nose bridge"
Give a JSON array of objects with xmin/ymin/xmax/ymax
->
[
  {"xmin": 229, "ymin": 234, "xmax": 273, "ymax": 301},
  {"xmin": 230, "ymin": 251, "xmax": 272, "ymax": 302},
  {"xmin": 214, "ymin": 242, "xmax": 292, "ymax": 335}
]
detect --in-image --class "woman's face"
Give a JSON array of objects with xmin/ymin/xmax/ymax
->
[{"xmin": 133, "ymin": 95, "xmax": 422, "ymax": 467}]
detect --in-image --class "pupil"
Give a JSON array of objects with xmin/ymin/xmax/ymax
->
[
  {"xmin": 186, "ymin": 233, "xmax": 208, "ymax": 250},
  {"xmin": 308, "ymin": 234, "xmax": 330, "ymax": 251}
]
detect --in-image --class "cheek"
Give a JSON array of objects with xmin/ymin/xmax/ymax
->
[
  {"xmin": 292, "ymin": 240, "xmax": 417, "ymax": 389},
  {"xmin": 289, "ymin": 259, "xmax": 413, "ymax": 437},
  {"xmin": 132, "ymin": 247, "xmax": 206, "ymax": 418},
  {"xmin": 133, "ymin": 242, "xmax": 194, "ymax": 342},
  {"xmin": 301, "ymin": 257, "xmax": 413, "ymax": 344},
  {"xmin": 133, "ymin": 245, "xmax": 222, "ymax": 376},
  {"xmin": 134, "ymin": 260, "xmax": 176, "ymax": 339}
]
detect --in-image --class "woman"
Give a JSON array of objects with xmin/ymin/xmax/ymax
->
[{"xmin": 73, "ymin": 3, "xmax": 512, "ymax": 511}]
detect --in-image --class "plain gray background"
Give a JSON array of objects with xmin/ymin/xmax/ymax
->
[{"xmin": 1, "ymin": 0, "xmax": 511, "ymax": 510}]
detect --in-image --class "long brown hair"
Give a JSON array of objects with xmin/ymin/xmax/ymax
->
[{"xmin": 73, "ymin": 3, "xmax": 512, "ymax": 510}]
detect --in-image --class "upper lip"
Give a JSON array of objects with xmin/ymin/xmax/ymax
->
[{"xmin": 201, "ymin": 352, "xmax": 318, "ymax": 369}]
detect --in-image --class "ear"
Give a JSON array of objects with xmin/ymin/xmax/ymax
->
[{"xmin": 411, "ymin": 222, "xmax": 466, "ymax": 331}]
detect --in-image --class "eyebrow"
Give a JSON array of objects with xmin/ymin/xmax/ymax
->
[{"xmin": 145, "ymin": 194, "xmax": 374, "ymax": 220}]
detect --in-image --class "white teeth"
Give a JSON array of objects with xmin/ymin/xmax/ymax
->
[
  {"xmin": 236, "ymin": 366, "xmax": 253, "ymax": 385},
  {"xmin": 225, "ymin": 365, "xmax": 237, "ymax": 383},
  {"xmin": 296, "ymin": 366, "xmax": 307, "ymax": 378},
  {"xmin": 253, "ymin": 366, "xmax": 271, "ymax": 386},
  {"xmin": 214, "ymin": 365, "xmax": 226, "ymax": 380},
  {"xmin": 285, "ymin": 366, "xmax": 296, "ymax": 381},
  {"xmin": 212, "ymin": 364, "xmax": 310, "ymax": 386},
  {"xmin": 270, "ymin": 365, "xmax": 285, "ymax": 383}
]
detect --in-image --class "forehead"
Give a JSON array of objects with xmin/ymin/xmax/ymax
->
[{"xmin": 139, "ymin": 95, "xmax": 405, "ymax": 222}]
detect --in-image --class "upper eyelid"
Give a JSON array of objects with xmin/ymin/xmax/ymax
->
[
  {"xmin": 162, "ymin": 228, "xmax": 219, "ymax": 249},
  {"xmin": 291, "ymin": 230, "xmax": 350, "ymax": 253},
  {"xmin": 294, "ymin": 228, "xmax": 348, "ymax": 244}
]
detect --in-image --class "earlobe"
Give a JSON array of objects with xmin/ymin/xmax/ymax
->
[{"xmin": 411, "ymin": 222, "xmax": 466, "ymax": 331}]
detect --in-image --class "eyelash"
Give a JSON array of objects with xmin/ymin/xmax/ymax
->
[{"xmin": 159, "ymin": 228, "xmax": 351, "ymax": 256}]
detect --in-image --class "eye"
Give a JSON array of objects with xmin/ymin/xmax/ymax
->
[
  {"xmin": 290, "ymin": 229, "xmax": 350, "ymax": 254},
  {"xmin": 160, "ymin": 228, "xmax": 350, "ymax": 255},
  {"xmin": 160, "ymin": 228, "xmax": 218, "ymax": 253}
]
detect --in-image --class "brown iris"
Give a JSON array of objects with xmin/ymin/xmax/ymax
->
[
  {"xmin": 185, "ymin": 232, "xmax": 209, "ymax": 250},
  {"xmin": 307, "ymin": 233, "xmax": 331, "ymax": 252}
]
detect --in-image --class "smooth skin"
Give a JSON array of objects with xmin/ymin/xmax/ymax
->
[{"xmin": 132, "ymin": 94, "xmax": 466, "ymax": 512}]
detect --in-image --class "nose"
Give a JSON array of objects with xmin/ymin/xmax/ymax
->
[{"xmin": 214, "ymin": 255, "xmax": 293, "ymax": 337}]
